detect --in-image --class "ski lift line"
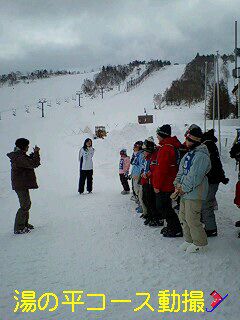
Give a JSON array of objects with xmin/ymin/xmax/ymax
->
[{"xmin": 0, "ymin": 90, "xmax": 83, "ymax": 120}]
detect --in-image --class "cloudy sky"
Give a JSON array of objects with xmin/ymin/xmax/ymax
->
[{"xmin": 0, "ymin": 0, "xmax": 239, "ymax": 73}]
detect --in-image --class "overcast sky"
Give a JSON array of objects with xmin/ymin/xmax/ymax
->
[{"xmin": 0, "ymin": 0, "xmax": 239, "ymax": 74}]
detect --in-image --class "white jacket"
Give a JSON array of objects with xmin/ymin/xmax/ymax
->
[{"xmin": 79, "ymin": 147, "xmax": 95, "ymax": 170}]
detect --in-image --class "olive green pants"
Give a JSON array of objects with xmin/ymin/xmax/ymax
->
[
  {"xmin": 179, "ymin": 198, "xmax": 207, "ymax": 246},
  {"xmin": 14, "ymin": 190, "xmax": 31, "ymax": 232}
]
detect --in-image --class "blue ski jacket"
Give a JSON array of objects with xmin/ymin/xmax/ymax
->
[
  {"xmin": 174, "ymin": 144, "xmax": 211, "ymax": 200},
  {"xmin": 131, "ymin": 150, "xmax": 144, "ymax": 177}
]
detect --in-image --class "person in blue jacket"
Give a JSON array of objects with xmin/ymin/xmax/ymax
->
[
  {"xmin": 174, "ymin": 125, "xmax": 211, "ymax": 253},
  {"xmin": 131, "ymin": 141, "xmax": 145, "ymax": 213}
]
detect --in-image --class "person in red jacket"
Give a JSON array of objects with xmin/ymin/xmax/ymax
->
[{"xmin": 151, "ymin": 124, "xmax": 182, "ymax": 237}]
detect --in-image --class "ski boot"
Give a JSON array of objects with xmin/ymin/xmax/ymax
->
[
  {"xmin": 135, "ymin": 206, "xmax": 143, "ymax": 213},
  {"xmin": 186, "ymin": 243, "xmax": 207, "ymax": 253},
  {"xmin": 205, "ymin": 228, "xmax": 218, "ymax": 237},
  {"xmin": 121, "ymin": 190, "xmax": 130, "ymax": 195},
  {"xmin": 163, "ymin": 228, "xmax": 183, "ymax": 238},
  {"xmin": 14, "ymin": 227, "xmax": 31, "ymax": 234},
  {"xmin": 235, "ymin": 220, "xmax": 240, "ymax": 227}
]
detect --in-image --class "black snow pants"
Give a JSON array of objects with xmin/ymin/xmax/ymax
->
[
  {"xmin": 142, "ymin": 183, "xmax": 158, "ymax": 219},
  {"xmin": 78, "ymin": 170, "xmax": 93, "ymax": 193},
  {"xmin": 155, "ymin": 191, "xmax": 182, "ymax": 231},
  {"xmin": 119, "ymin": 174, "xmax": 130, "ymax": 191}
]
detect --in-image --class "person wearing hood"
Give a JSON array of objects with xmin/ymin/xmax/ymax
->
[
  {"xmin": 151, "ymin": 124, "xmax": 182, "ymax": 236},
  {"xmin": 78, "ymin": 138, "xmax": 95, "ymax": 194},
  {"xmin": 174, "ymin": 125, "xmax": 211, "ymax": 253},
  {"xmin": 201, "ymin": 129, "xmax": 229, "ymax": 237},
  {"xmin": 7, "ymin": 138, "xmax": 41, "ymax": 234}
]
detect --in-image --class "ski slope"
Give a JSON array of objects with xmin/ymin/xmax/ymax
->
[{"xmin": 0, "ymin": 64, "xmax": 240, "ymax": 320}]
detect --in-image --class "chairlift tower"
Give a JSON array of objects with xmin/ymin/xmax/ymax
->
[
  {"xmin": 76, "ymin": 91, "xmax": 82, "ymax": 107},
  {"xmin": 39, "ymin": 99, "xmax": 47, "ymax": 118}
]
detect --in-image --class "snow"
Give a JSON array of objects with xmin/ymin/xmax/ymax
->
[{"xmin": 0, "ymin": 64, "xmax": 240, "ymax": 320}]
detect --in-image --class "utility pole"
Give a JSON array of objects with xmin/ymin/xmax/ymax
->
[
  {"xmin": 39, "ymin": 99, "xmax": 47, "ymax": 118},
  {"xmin": 76, "ymin": 91, "xmax": 82, "ymax": 107},
  {"xmin": 236, "ymin": 21, "xmax": 240, "ymax": 118},
  {"xmin": 216, "ymin": 51, "xmax": 221, "ymax": 154},
  {"xmin": 212, "ymin": 55, "xmax": 216, "ymax": 130},
  {"xmin": 233, "ymin": 21, "xmax": 240, "ymax": 118},
  {"xmin": 204, "ymin": 61, "xmax": 208, "ymax": 132}
]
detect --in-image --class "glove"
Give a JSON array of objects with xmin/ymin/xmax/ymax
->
[
  {"xmin": 222, "ymin": 178, "xmax": 229, "ymax": 185},
  {"xmin": 170, "ymin": 190, "xmax": 180, "ymax": 201}
]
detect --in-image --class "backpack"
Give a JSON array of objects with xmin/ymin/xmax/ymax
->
[
  {"xmin": 164, "ymin": 144, "xmax": 181, "ymax": 166},
  {"xmin": 174, "ymin": 146, "xmax": 181, "ymax": 166}
]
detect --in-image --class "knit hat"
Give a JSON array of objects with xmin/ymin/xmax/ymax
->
[
  {"xmin": 120, "ymin": 148, "xmax": 127, "ymax": 155},
  {"xmin": 146, "ymin": 136, "xmax": 154, "ymax": 143},
  {"xmin": 186, "ymin": 125, "xmax": 203, "ymax": 143},
  {"xmin": 134, "ymin": 141, "xmax": 143, "ymax": 149},
  {"xmin": 15, "ymin": 138, "xmax": 29, "ymax": 150},
  {"xmin": 184, "ymin": 124, "xmax": 199, "ymax": 137},
  {"xmin": 142, "ymin": 140, "xmax": 155, "ymax": 153},
  {"xmin": 156, "ymin": 124, "xmax": 171, "ymax": 137}
]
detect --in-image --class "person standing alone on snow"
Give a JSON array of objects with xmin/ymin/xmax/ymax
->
[
  {"xmin": 119, "ymin": 149, "xmax": 130, "ymax": 194},
  {"xmin": 78, "ymin": 138, "xmax": 95, "ymax": 194},
  {"xmin": 7, "ymin": 138, "xmax": 41, "ymax": 234}
]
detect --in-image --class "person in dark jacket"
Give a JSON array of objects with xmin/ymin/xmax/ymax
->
[
  {"xmin": 201, "ymin": 129, "xmax": 229, "ymax": 237},
  {"xmin": 130, "ymin": 151, "xmax": 138, "ymax": 201},
  {"xmin": 230, "ymin": 132, "xmax": 240, "ymax": 236},
  {"xmin": 7, "ymin": 138, "xmax": 41, "ymax": 234},
  {"xmin": 141, "ymin": 139, "xmax": 160, "ymax": 226}
]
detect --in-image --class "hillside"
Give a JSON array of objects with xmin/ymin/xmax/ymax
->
[
  {"xmin": 163, "ymin": 54, "xmax": 236, "ymax": 115},
  {"xmin": 0, "ymin": 63, "xmax": 240, "ymax": 320}
]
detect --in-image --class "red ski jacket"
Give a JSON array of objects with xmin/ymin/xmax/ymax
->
[{"xmin": 150, "ymin": 136, "xmax": 181, "ymax": 192}]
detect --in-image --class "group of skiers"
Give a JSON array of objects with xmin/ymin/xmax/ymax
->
[
  {"xmin": 6, "ymin": 125, "xmax": 240, "ymax": 244},
  {"xmin": 119, "ymin": 124, "xmax": 233, "ymax": 253}
]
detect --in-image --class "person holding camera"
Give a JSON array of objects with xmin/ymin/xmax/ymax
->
[{"xmin": 7, "ymin": 138, "xmax": 41, "ymax": 234}]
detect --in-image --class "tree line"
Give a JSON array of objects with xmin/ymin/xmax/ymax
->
[
  {"xmin": 163, "ymin": 53, "xmax": 236, "ymax": 119},
  {"xmin": 0, "ymin": 69, "xmax": 83, "ymax": 87},
  {"xmin": 81, "ymin": 59, "xmax": 171, "ymax": 97}
]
